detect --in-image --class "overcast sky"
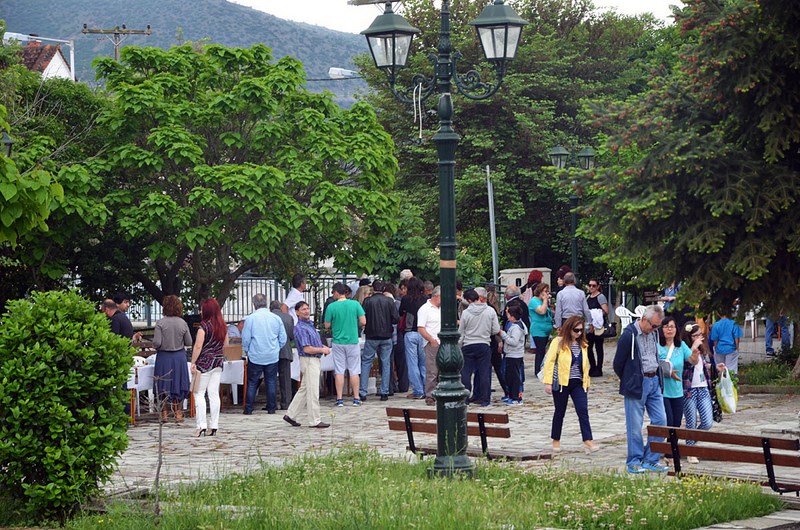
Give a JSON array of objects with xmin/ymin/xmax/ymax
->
[{"xmin": 230, "ymin": 0, "xmax": 682, "ymax": 34}]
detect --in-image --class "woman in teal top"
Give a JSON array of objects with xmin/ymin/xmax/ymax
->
[
  {"xmin": 657, "ymin": 316, "xmax": 693, "ymax": 427},
  {"xmin": 528, "ymin": 282, "xmax": 553, "ymax": 375}
]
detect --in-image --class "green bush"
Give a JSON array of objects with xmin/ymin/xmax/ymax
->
[{"xmin": 0, "ymin": 291, "xmax": 131, "ymax": 522}]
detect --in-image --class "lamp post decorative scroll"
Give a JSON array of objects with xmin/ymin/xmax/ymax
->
[
  {"xmin": 355, "ymin": 0, "xmax": 527, "ymax": 478},
  {"xmin": 547, "ymin": 145, "xmax": 596, "ymax": 279}
]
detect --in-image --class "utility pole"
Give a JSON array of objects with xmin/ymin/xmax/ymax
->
[{"xmin": 81, "ymin": 24, "xmax": 152, "ymax": 61}]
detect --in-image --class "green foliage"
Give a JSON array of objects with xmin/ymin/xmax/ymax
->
[
  {"xmin": 0, "ymin": 66, "xmax": 112, "ymax": 309},
  {"xmin": 0, "ymin": 290, "xmax": 131, "ymax": 522},
  {"xmin": 61, "ymin": 447, "xmax": 781, "ymax": 529},
  {"xmin": 580, "ymin": 0, "xmax": 800, "ymax": 315},
  {"xmin": 0, "ymin": 101, "xmax": 63, "ymax": 245},
  {"xmin": 359, "ymin": 0, "xmax": 664, "ymax": 280},
  {"xmin": 739, "ymin": 358, "xmax": 800, "ymax": 387},
  {"xmin": 90, "ymin": 43, "xmax": 398, "ymax": 304}
]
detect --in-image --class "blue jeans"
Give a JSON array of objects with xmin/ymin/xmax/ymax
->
[
  {"xmin": 683, "ymin": 387, "xmax": 713, "ymax": 445},
  {"xmin": 623, "ymin": 375, "xmax": 667, "ymax": 466},
  {"xmin": 462, "ymin": 343, "xmax": 491, "ymax": 406},
  {"xmin": 765, "ymin": 316, "xmax": 790, "ymax": 353},
  {"xmin": 360, "ymin": 338, "xmax": 393, "ymax": 398},
  {"xmin": 245, "ymin": 360, "xmax": 278, "ymax": 413},
  {"xmin": 404, "ymin": 332, "xmax": 426, "ymax": 397}
]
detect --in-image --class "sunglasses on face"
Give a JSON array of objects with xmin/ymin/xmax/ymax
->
[
  {"xmin": 588, "ymin": 284, "xmax": 598, "ymax": 288},
  {"xmin": 573, "ymin": 328, "xmax": 584, "ymax": 333},
  {"xmin": 647, "ymin": 319, "xmax": 662, "ymax": 329}
]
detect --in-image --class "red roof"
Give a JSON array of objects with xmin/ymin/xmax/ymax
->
[{"xmin": 20, "ymin": 42, "xmax": 68, "ymax": 74}]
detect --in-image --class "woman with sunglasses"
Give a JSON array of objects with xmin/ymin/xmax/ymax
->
[
  {"xmin": 658, "ymin": 316, "xmax": 693, "ymax": 427},
  {"xmin": 681, "ymin": 321, "xmax": 725, "ymax": 463},
  {"xmin": 542, "ymin": 315, "xmax": 598, "ymax": 454},
  {"xmin": 586, "ymin": 279, "xmax": 609, "ymax": 376}
]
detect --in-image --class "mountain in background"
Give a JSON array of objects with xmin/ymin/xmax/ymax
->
[{"xmin": 0, "ymin": 0, "xmax": 368, "ymax": 106}]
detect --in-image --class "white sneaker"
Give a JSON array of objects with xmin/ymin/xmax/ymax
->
[{"xmin": 687, "ymin": 456, "xmax": 700, "ymax": 464}]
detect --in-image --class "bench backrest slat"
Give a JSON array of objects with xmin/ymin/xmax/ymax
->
[
  {"xmin": 388, "ymin": 419, "xmax": 511, "ymax": 439},
  {"xmin": 651, "ymin": 441, "xmax": 800, "ymax": 468},
  {"xmin": 385, "ymin": 407, "xmax": 509, "ymax": 424},
  {"xmin": 648, "ymin": 426, "xmax": 800, "ymax": 451}
]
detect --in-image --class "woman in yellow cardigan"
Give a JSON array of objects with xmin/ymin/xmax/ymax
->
[{"xmin": 543, "ymin": 314, "xmax": 599, "ymax": 454}]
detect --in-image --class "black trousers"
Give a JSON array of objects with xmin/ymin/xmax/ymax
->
[
  {"xmin": 586, "ymin": 333, "xmax": 605, "ymax": 375},
  {"xmin": 278, "ymin": 358, "xmax": 293, "ymax": 409},
  {"xmin": 392, "ymin": 333, "xmax": 409, "ymax": 393}
]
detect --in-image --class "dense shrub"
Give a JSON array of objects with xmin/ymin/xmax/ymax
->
[{"xmin": 0, "ymin": 291, "xmax": 131, "ymax": 522}]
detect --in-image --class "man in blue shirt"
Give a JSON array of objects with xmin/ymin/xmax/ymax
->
[{"xmin": 242, "ymin": 293, "xmax": 287, "ymax": 414}]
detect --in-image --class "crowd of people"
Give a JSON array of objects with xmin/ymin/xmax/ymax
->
[{"xmin": 107, "ymin": 267, "xmax": 772, "ymax": 472}]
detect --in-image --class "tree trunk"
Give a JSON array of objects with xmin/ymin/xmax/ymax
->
[{"xmin": 792, "ymin": 355, "xmax": 800, "ymax": 379}]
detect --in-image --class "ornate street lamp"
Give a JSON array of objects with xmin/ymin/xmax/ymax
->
[
  {"xmin": 548, "ymin": 145, "xmax": 596, "ymax": 278},
  {"xmin": 355, "ymin": 0, "xmax": 527, "ymax": 478},
  {"xmin": 1, "ymin": 131, "xmax": 13, "ymax": 157}
]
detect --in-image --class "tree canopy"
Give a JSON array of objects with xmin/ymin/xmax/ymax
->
[
  {"xmin": 91, "ymin": 43, "xmax": 398, "ymax": 304},
  {"xmin": 357, "ymin": 0, "xmax": 663, "ymax": 283},
  {"xmin": 579, "ymin": 0, "xmax": 800, "ymax": 315}
]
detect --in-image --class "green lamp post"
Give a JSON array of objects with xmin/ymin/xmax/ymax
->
[
  {"xmin": 355, "ymin": 0, "xmax": 527, "ymax": 478},
  {"xmin": 548, "ymin": 145, "xmax": 596, "ymax": 278}
]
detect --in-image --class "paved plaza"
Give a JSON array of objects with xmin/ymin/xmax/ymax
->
[{"xmin": 111, "ymin": 338, "xmax": 800, "ymax": 527}]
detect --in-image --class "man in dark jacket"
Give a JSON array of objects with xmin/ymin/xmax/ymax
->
[
  {"xmin": 360, "ymin": 280, "xmax": 400, "ymax": 401},
  {"xmin": 270, "ymin": 300, "xmax": 295, "ymax": 410},
  {"xmin": 613, "ymin": 304, "xmax": 668, "ymax": 474}
]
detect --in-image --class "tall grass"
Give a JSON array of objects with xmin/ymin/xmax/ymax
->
[{"xmin": 58, "ymin": 447, "xmax": 782, "ymax": 530}]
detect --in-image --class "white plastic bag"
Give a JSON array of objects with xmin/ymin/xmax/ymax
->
[{"xmin": 716, "ymin": 368, "xmax": 737, "ymax": 414}]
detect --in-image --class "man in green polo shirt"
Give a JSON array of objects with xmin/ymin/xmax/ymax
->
[{"xmin": 324, "ymin": 282, "xmax": 366, "ymax": 407}]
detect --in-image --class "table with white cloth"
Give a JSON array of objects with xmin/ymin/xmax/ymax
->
[
  {"xmin": 187, "ymin": 359, "xmax": 246, "ymax": 416},
  {"xmin": 290, "ymin": 337, "xmax": 371, "ymax": 395}
]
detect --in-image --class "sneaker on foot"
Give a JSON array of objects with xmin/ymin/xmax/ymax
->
[
  {"xmin": 687, "ymin": 456, "xmax": 700, "ymax": 464},
  {"xmin": 352, "ymin": 399, "xmax": 361, "ymax": 407},
  {"xmin": 626, "ymin": 464, "xmax": 646, "ymax": 474},
  {"xmin": 509, "ymin": 400, "xmax": 522, "ymax": 405},
  {"xmin": 642, "ymin": 462, "xmax": 669, "ymax": 472},
  {"xmin": 335, "ymin": 399, "xmax": 344, "ymax": 407},
  {"xmin": 380, "ymin": 394, "xmax": 389, "ymax": 401},
  {"xmin": 500, "ymin": 397, "xmax": 512, "ymax": 404}
]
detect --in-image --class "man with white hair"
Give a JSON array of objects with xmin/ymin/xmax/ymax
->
[{"xmin": 613, "ymin": 304, "xmax": 668, "ymax": 474}]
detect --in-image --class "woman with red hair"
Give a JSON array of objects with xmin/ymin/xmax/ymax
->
[{"xmin": 190, "ymin": 298, "xmax": 228, "ymax": 437}]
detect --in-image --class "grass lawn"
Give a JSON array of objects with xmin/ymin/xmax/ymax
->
[{"xmin": 51, "ymin": 447, "xmax": 783, "ymax": 530}]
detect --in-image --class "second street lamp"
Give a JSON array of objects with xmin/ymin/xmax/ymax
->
[
  {"xmin": 548, "ymin": 145, "xmax": 596, "ymax": 280},
  {"xmin": 355, "ymin": 0, "xmax": 527, "ymax": 478}
]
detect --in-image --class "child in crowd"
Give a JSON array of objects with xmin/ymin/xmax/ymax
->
[{"xmin": 500, "ymin": 303, "xmax": 528, "ymax": 405}]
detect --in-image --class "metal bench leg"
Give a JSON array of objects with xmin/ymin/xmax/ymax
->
[
  {"xmin": 478, "ymin": 413, "xmax": 489, "ymax": 458},
  {"xmin": 402, "ymin": 408, "xmax": 418, "ymax": 457}
]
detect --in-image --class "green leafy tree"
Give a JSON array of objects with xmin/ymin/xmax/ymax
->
[
  {"xmin": 357, "ymin": 0, "xmax": 663, "ymax": 280},
  {"xmin": 0, "ymin": 291, "xmax": 131, "ymax": 523},
  {"xmin": 580, "ymin": 0, "xmax": 800, "ymax": 319},
  {"xmin": 0, "ymin": 65, "xmax": 113, "ymax": 309},
  {"xmin": 91, "ymin": 43, "xmax": 398, "ymax": 305}
]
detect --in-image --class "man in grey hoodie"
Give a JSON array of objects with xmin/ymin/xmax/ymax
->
[{"xmin": 459, "ymin": 288, "xmax": 501, "ymax": 406}]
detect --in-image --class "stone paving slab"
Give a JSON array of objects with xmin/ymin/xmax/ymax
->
[{"xmin": 109, "ymin": 340, "xmax": 800, "ymax": 528}]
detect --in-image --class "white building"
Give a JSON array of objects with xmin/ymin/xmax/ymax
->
[{"xmin": 21, "ymin": 41, "xmax": 73, "ymax": 80}]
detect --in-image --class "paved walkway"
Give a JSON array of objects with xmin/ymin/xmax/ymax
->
[{"xmin": 111, "ymin": 338, "xmax": 799, "ymax": 528}]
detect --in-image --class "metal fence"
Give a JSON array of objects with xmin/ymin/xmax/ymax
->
[{"xmin": 131, "ymin": 275, "xmax": 358, "ymax": 326}]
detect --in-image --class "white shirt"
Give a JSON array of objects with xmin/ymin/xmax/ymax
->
[
  {"xmin": 417, "ymin": 300, "xmax": 441, "ymax": 346},
  {"xmin": 284, "ymin": 287, "xmax": 305, "ymax": 325}
]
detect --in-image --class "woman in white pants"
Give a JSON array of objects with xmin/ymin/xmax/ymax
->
[{"xmin": 191, "ymin": 298, "xmax": 228, "ymax": 437}]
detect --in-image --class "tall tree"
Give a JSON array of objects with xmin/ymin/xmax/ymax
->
[
  {"xmin": 92, "ymin": 44, "xmax": 399, "ymax": 305},
  {"xmin": 580, "ymin": 0, "xmax": 800, "ymax": 317},
  {"xmin": 357, "ymin": 0, "xmax": 662, "ymax": 281}
]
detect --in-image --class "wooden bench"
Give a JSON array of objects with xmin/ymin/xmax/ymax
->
[
  {"xmin": 386, "ymin": 407, "xmax": 550, "ymax": 461},
  {"xmin": 648, "ymin": 426, "xmax": 800, "ymax": 495}
]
